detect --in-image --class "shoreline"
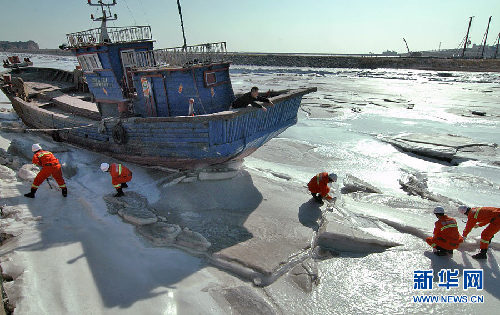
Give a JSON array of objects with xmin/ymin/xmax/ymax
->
[
  {"xmin": 1, "ymin": 49, "xmax": 499, "ymax": 73},
  {"xmin": 227, "ymin": 54, "xmax": 500, "ymax": 73}
]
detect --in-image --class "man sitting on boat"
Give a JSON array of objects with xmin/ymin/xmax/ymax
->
[
  {"xmin": 100, "ymin": 162, "xmax": 132, "ymax": 197},
  {"xmin": 232, "ymin": 87, "xmax": 274, "ymax": 112}
]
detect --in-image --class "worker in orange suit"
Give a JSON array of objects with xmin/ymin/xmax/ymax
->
[
  {"xmin": 24, "ymin": 143, "xmax": 67, "ymax": 198},
  {"xmin": 307, "ymin": 172, "xmax": 337, "ymax": 203},
  {"xmin": 100, "ymin": 162, "xmax": 132, "ymax": 197},
  {"xmin": 458, "ymin": 205, "xmax": 500, "ymax": 260},
  {"xmin": 426, "ymin": 206, "xmax": 463, "ymax": 256}
]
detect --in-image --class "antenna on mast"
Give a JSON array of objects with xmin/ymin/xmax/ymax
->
[{"xmin": 88, "ymin": 0, "xmax": 118, "ymax": 43}]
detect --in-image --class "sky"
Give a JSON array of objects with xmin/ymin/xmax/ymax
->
[{"xmin": 0, "ymin": 0, "xmax": 499, "ymax": 54}]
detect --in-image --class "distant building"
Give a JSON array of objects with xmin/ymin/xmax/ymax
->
[{"xmin": 382, "ymin": 50, "xmax": 398, "ymax": 56}]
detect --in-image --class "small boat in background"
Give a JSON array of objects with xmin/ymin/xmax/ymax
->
[{"xmin": 3, "ymin": 56, "xmax": 33, "ymax": 69}]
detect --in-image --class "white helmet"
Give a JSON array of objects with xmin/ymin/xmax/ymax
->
[
  {"xmin": 100, "ymin": 162, "xmax": 110, "ymax": 172},
  {"xmin": 328, "ymin": 173, "xmax": 338, "ymax": 182},
  {"xmin": 32, "ymin": 143, "xmax": 42, "ymax": 152},
  {"xmin": 433, "ymin": 206, "xmax": 445, "ymax": 214},
  {"xmin": 458, "ymin": 205, "xmax": 469, "ymax": 214}
]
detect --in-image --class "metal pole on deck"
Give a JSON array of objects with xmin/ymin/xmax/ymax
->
[
  {"xmin": 176, "ymin": 0, "xmax": 188, "ymax": 50},
  {"xmin": 88, "ymin": 0, "xmax": 118, "ymax": 43}
]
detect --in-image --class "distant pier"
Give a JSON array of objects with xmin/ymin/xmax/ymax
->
[
  {"xmin": 227, "ymin": 53, "xmax": 500, "ymax": 72},
  {"xmin": 2, "ymin": 49, "xmax": 500, "ymax": 72}
]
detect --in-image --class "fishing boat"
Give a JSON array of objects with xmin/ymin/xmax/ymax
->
[
  {"xmin": 2, "ymin": 56, "xmax": 33, "ymax": 69},
  {"xmin": 0, "ymin": 0, "xmax": 316, "ymax": 169}
]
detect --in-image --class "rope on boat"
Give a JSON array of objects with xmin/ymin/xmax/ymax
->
[
  {"xmin": 24, "ymin": 122, "xmax": 96, "ymax": 132},
  {"xmin": 24, "ymin": 117, "xmax": 115, "ymax": 132}
]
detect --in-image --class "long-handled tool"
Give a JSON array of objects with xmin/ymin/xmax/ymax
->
[{"xmin": 46, "ymin": 178, "xmax": 53, "ymax": 189}]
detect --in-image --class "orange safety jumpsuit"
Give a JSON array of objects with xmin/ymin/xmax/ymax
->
[
  {"xmin": 31, "ymin": 150, "xmax": 66, "ymax": 189},
  {"xmin": 109, "ymin": 163, "xmax": 132, "ymax": 189},
  {"xmin": 426, "ymin": 215, "xmax": 464, "ymax": 250},
  {"xmin": 463, "ymin": 207, "xmax": 500, "ymax": 250},
  {"xmin": 307, "ymin": 172, "xmax": 332, "ymax": 201}
]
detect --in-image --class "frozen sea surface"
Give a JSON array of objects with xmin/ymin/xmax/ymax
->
[{"xmin": 1, "ymin": 52, "xmax": 499, "ymax": 314}]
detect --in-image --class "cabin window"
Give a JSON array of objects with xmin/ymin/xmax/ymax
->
[
  {"xmin": 77, "ymin": 53, "xmax": 103, "ymax": 72},
  {"xmin": 204, "ymin": 72, "xmax": 217, "ymax": 86},
  {"xmin": 203, "ymin": 68, "xmax": 229, "ymax": 87},
  {"xmin": 121, "ymin": 50, "xmax": 137, "ymax": 67}
]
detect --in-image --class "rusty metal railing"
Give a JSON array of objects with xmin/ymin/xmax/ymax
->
[
  {"xmin": 133, "ymin": 42, "xmax": 228, "ymax": 68},
  {"xmin": 66, "ymin": 26, "xmax": 152, "ymax": 47}
]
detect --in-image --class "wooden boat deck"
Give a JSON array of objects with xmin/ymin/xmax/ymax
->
[
  {"xmin": 19, "ymin": 98, "xmax": 98, "ymax": 125},
  {"xmin": 50, "ymin": 93, "xmax": 100, "ymax": 120},
  {"xmin": 23, "ymin": 81, "xmax": 101, "ymax": 121},
  {"xmin": 25, "ymin": 81, "xmax": 73, "ymax": 93}
]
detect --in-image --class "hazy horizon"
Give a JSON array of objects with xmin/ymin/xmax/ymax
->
[{"xmin": 0, "ymin": 0, "xmax": 499, "ymax": 54}]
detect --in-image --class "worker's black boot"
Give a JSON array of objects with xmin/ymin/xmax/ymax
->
[
  {"xmin": 121, "ymin": 183, "xmax": 128, "ymax": 188},
  {"xmin": 312, "ymin": 193, "xmax": 322, "ymax": 203},
  {"xmin": 472, "ymin": 249, "xmax": 488, "ymax": 260},
  {"xmin": 447, "ymin": 250, "xmax": 454, "ymax": 255},
  {"xmin": 62, "ymin": 188, "xmax": 68, "ymax": 197},
  {"xmin": 24, "ymin": 188, "xmax": 37, "ymax": 198},
  {"xmin": 434, "ymin": 246, "xmax": 447, "ymax": 256},
  {"xmin": 114, "ymin": 188, "xmax": 124, "ymax": 197}
]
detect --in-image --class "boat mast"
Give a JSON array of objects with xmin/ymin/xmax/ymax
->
[
  {"xmin": 88, "ymin": 0, "xmax": 118, "ymax": 43},
  {"xmin": 461, "ymin": 16, "xmax": 474, "ymax": 58},
  {"xmin": 176, "ymin": 0, "xmax": 188, "ymax": 50},
  {"xmin": 479, "ymin": 16, "xmax": 492, "ymax": 59}
]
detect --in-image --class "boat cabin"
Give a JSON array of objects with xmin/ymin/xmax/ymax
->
[{"xmin": 67, "ymin": 26, "xmax": 233, "ymax": 119}]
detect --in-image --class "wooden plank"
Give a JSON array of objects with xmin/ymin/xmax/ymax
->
[{"xmin": 128, "ymin": 131, "xmax": 208, "ymax": 139}]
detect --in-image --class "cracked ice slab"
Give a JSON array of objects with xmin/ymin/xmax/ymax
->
[
  {"xmin": 103, "ymin": 192, "xmax": 157, "ymax": 225},
  {"xmin": 155, "ymin": 171, "xmax": 317, "ymax": 283},
  {"xmin": 317, "ymin": 208, "xmax": 402, "ymax": 254},
  {"xmin": 381, "ymin": 133, "xmax": 498, "ymax": 164}
]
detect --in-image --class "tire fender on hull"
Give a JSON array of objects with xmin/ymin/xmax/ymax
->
[
  {"xmin": 52, "ymin": 130, "xmax": 63, "ymax": 142},
  {"xmin": 112, "ymin": 123, "xmax": 128, "ymax": 144}
]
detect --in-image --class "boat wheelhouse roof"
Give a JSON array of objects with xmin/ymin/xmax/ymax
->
[
  {"xmin": 66, "ymin": 25, "xmax": 153, "ymax": 48},
  {"xmin": 67, "ymin": 26, "xmax": 229, "ymax": 70}
]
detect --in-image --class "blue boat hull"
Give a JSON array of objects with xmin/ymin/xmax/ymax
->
[{"xmin": 6, "ymin": 86, "xmax": 315, "ymax": 169}]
